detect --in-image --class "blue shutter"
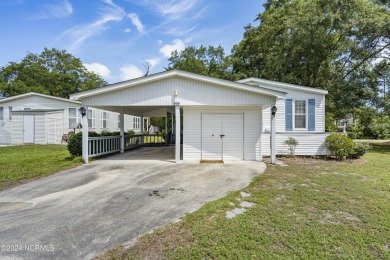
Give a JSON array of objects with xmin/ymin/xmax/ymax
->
[
  {"xmin": 285, "ymin": 99, "xmax": 293, "ymax": 131},
  {"xmin": 308, "ymin": 99, "xmax": 315, "ymax": 131}
]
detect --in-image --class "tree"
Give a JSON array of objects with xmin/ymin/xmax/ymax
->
[
  {"xmin": 231, "ymin": 0, "xmax": 390, "ymax": 118},
  {"xmin": 166, "ymin": 45, "xmax": 244, "ymax": 81},
  {"xmin": 0, "ymin": 48, "xmax": 107, "ymax": 98}
]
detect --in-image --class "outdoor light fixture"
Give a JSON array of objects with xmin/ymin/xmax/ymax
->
[
  {"xmin": 79, "ymin": 107, "xmax": 86, "ymax": 118},
  {"xmin": 271, "ymin": 106, "xmax": 278, "ymax": 115},
  {"xmin": 174, "ymin": 90, "xmax": 179, "ymax": 96}
]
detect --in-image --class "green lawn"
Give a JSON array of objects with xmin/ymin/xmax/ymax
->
[
  {"xmin": 98, "ymin": 143, "xmax": 390, "ymax": 259},
  {"xmin": 0, "ymin": 145, "xmax": 83, "ymax": 190}
]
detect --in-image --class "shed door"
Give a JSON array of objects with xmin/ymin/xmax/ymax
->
[
  {"xmin": 23, "ymin": 115, "xmax": 35, "ymax": 143},
  {"xmin": 201, "ymin": 113, "xmax": 244, "ymax": 161}
]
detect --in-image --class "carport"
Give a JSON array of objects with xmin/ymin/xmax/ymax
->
[{"xmin": 69, "ymin": 70, "xmax": 285, "ymax": 164}]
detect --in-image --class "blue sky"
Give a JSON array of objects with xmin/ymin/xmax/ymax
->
[{"xmin": 0, "ymin": 0, "xmax": 264, "ymax": 83}]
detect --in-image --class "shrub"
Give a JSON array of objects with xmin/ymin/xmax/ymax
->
[
  {"xmin": 283, "ymin": 137, "xmax": 298, "ymax": 156},
  {"xmin": 325, "ymin": 134, "xmax": 355, "ymax": 160},
  {"xmin": 348, "ymin": 142, "xmax": 370, "ymax": 159},
  {"xmin": 67, "ymin": 132, "xmax": 82, "ymax": 156},
  {"xmin": 67, "ymin": 131, "xmax": 99, "ymax": 157},
  {"xmin": 127, "ymin": 130, "xmax": 135, "ymax": 135}
]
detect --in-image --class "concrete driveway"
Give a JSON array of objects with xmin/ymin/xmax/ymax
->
[{"xmin": 0, "ymin": 146, "xmax": 266, "ymax": 260}]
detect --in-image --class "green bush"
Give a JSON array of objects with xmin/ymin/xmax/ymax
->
[
  {"xmin": 127, "ymin": 130, "xmax": 136, "ymax": 135},
  {"xmin": 67, "ymin": 131, "xmax": 99, "ymax": 157},
  {"xmin": 283, "ymin": 137, "xmax": 298, "ymax": 156},
  {"xmin": 371, "ymin": 116, "xmax": 390, "ymax": 139},
  {"xmin": 348, "ymin": 142, "xmax": 370, "ymax": 159},
  {"xmin": 325, "ymin": 134, "xmax": 355, "ymax": 160},
  {"xmin": 67, "ymin": 132, "xmax": 82, "ymax": 156}
]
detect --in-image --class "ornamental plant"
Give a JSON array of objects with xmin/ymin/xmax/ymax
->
[{"xmin": 325, "ymin": 134, "xmax": 354, "ymax": 160}]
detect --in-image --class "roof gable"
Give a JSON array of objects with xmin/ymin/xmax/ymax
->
[
  {"xmin": 0, "ymin": 92, "xmax": 81, "ymax": 104},
  {"xmin": 70, "ymin": 70, "xmax": 287, "ymax": 101}
]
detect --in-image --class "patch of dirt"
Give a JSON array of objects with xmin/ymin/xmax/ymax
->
[
  {"xmin": 336, "ymin": 211, "xmax": 360, "ymax": 221},
  {"xmin": 319, "ymin": 212, "xmax": 341, "ymax": 225},
  {"xmin": 95, "ymin": 223, "xmax": 192, "ymax": 259}
]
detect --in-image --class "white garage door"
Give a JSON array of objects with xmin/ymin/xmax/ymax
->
[{"xmin": 201, "ymin": 113, "xmax": 244, "ymax": 161}]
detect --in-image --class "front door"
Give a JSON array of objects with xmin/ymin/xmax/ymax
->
[
  {"xmin": 23, "ymin": 115, "xmax": 34, "ymax": 143},
  {"xmin": 201, "ymin": 113, "xmax": 244, "ymax": 161}
]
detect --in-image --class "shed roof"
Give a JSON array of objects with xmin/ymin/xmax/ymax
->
[{"xmin": 0, "ymin": 92, "xmax": 81, "ymax": 104}]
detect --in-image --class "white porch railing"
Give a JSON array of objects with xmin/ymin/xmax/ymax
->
[
  {"xmin": 88, "ymin": 136, "xmax": 121, "ymax": 157},
  {"xmin": 88, "ymin": 134, "xmax": 169, "ymax": 157}
]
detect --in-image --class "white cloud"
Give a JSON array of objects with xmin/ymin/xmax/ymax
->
[
  {"xmin": 128, "ymin": 13, "xmax": 144, "ymax": 33},
  {"xmin": 159, "ymin": 39, "xmax": 186, "ymax": 58},
  {"xmin": 120, "ymin": 64, "xmax": 144, "ymax": 81},
  {"xmin": 145, "ymin": 58, "xmax": 161, "ymax": 69},
  {"xmin": 83, "ymin": 63, "xmax": 111, "ymax": 78},
  {"xmin": 156, "ymin": 0, "xmax": 198, "ymax": 18},
  {"xmin": 164, "ymin": 24, "xmax": 198, "ymax": 36},
  {"xmin": 37, "ymin": 0, "xmax": 73, "ymax": 19},
  {"xmin": 123, "ymin": 27, "xmax": 132, "ymax": 33},
  {"xmin": 58, "ymin": 0, "xmax": 126, "ymax": 51}
]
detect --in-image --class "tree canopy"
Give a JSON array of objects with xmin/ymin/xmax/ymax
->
[
  {"xmin": 0, "ymin": 48, "xmax": 107, "ymax": 98},
  {"xmin": 167, "ymin": 0, "xmax": 390, "ymax": 121}
]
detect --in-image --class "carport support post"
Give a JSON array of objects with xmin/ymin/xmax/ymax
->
[
  {"xmin": 140, "ymin": 116, "xmax": 144, "ymax": 146},
  {"xmin": 270, "ymin": 106, "xmax": 276, "ymax": 164},
  {"xmin": 120, "ymin": 110, "xmax": 124, "ymax": 153},
  {"xmin": 82, "ymin": 106, "xmax": 89, "ymax": 164},
  {"xmin": 174, "ymin": 102, "xmax": 181, "ymax": 163}
]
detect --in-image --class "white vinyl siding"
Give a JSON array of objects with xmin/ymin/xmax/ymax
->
[
  {"xmin": 262, "ymin": 132, "xmax": 327, "ymax": 156},
  {"xmin": 81, "ymin": 77, "xmax": 276, "ymax": 107},
  {"xmin": 294, "ymin": 100, "xmax": 306, "ymax": 129},
  {"xmin": 184, "ymin": 107, "xmax": 262, "ymax": 161}
]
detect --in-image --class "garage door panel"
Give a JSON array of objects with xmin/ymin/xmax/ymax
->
[
  {"xmin": 201, "ymin": 113, "xmax": 243, "ymax": 161},
  {"xmin": 201, "ymin": 114, "xmax": 222, "ymax": 160},
  {"xmin": 222, "ymin": 114, "xmax": 243, "ymax": 160}
]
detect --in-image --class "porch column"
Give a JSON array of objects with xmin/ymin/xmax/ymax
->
[
  {"xmin": 270, "ymin": 105, "xmax": 277, "ymax": 164},
  {"xmin": 165, "ymin": 113, "xmax": 168, "ymax": 145},
  {"xmin": 174, "ymin": 102, "xmax": 180, "ymax": 163},
  {"xmin": 120, "ymin": 110, "xmax": 124, "ymax": 153},
  {"xmin": 81, "ymin": 106, "xmax": 89, "ymax": 164},
  {"xmin": 140, "ymin": 116, "xmax": 144, "ymax": 146},
  {"xmin": 171, "ymin": 112, "xmax": 174, "ymax": 144}
]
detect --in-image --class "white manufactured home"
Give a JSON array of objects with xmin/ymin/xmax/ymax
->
[
  {"xmin": 0, "ymin": 92, "xmax": 142, "ymax": 145},
  {"xmin": 69, "ymin": 70, "xmax": 328, "ymax": 163}
]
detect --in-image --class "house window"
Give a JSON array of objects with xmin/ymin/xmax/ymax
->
[
  {"xmin": 88, "ymin": 109, "xmax": 95, "ymax": 128},
  {"xmin": 294, "ymin": 100, "xmax": 306, "ymax": 129},
  {"xmin": 69, "ymin": 108, "xmax": 78, "ymax": 128},
  {"xmin": 24, "ymin": 107, "xmax": 32, "ymax": 110},
  {"xmin": 8, "ymin": 106, "xmax": 12, "ymax": 120},
  {"xmin": 117, "ymin": 114, "xmax": 121, "ymax": 129},
  {"xmin": 101, "ymin": 112, "xmax": 107, "ymax": 128},
  {"xmin": 0, "ymin": 107, "xmax": 3, "ymax": 121},
  {"xmin": 133, "ymin": 117, "xmax": 140, "ymax": 129}
]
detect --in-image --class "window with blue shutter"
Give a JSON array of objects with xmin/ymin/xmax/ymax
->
[
  {"xmin": 308, "ymin": 99, "xmax": 315, "ymax": 131},
  {"xmin": 285, "ymin": 99, "xmax": 293, "ymax": 131}
]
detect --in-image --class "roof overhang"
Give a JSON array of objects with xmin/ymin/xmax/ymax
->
[
  {"xmin": 0, "ymin": 92, "xmax": 81, "ymax": 104},
  {"xmin": 70, "ymin": 70, "xmax": 287, "ymax": 101},
  {"xmin": 237, "ymin": 78, "xmax": 328, "ymax": 95}
]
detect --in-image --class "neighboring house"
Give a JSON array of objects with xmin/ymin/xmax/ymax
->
[
  {"xmin": 0, "ymin": 92, "xmax": 141, "ymax": 145},
  {"xmin": 70, "ymin": 70, "xmax": 329, "ymax": 163}
]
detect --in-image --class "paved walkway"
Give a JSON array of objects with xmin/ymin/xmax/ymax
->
[{"xmin": 0, "ymin": 146, "xmax": 266, "ymax": 259}]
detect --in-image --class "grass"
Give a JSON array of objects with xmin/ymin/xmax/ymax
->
[
  {"xmin": 96, "ymin": 143, "xmax": 390, "ymax": 259},
  {"xmin": 0, "ymin": 145, "xmax": 83, "ymax": 190}
]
